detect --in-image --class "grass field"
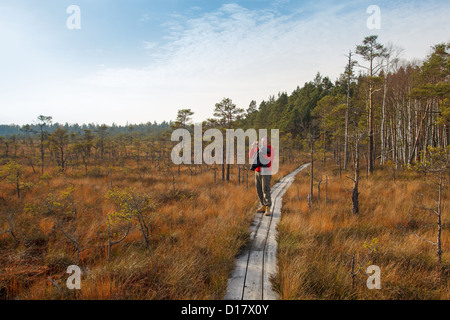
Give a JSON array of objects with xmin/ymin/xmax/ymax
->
[
  {"xmin": 1, "ymin": 150, "xmax": 448, "ymax": 300},
  {"xmin": 0, "ymin": 154, "xmax": 302, "ymax": 300},
  {"xmin": 274, "ymin": 160, "xmax": 449, "ymax": 300}
]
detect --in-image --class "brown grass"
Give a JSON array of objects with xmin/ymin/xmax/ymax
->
[
  {"xmin": 0, "ymin": 153, "xmax": 303, "ymax": 300},
  {"xmin": 274, "ymin": 159, "xmax": 449, "ymax": 300}
]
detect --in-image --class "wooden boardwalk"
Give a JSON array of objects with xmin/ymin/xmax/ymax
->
[{"xmin": 224, "ymin": 163, "xmax": 310, "ymax": 300}]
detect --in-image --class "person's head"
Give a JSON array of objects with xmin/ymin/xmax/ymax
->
[{"xmin": 260, "ymin": 136, "xmax": 270, "ymax": 147}]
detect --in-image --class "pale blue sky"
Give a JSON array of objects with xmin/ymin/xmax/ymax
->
[{"xmin": 0, "ymin": 0, "xmax": 449, "ymax": 125}]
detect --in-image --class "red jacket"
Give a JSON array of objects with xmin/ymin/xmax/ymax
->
[{"xmin": 249, "ymin": 144, "xmax": 273, "ymax": 172}]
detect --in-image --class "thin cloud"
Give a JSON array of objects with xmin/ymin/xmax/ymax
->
[
  {"xmin": 142, "ymin": 41, "xmax": 158, "ymax": 50},
  {"xmin": 139, "ymin": 13, "xmax": 151, "ymax": 22},
  {"xmin": 2, "ymin": 1, "xmax": 449, "ymax": 125},
  {"xmin": 77, "ymin": 1, "xmax": 450, "ymax": 123}
]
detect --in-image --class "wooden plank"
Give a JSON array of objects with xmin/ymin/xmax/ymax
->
[
  {"xmin": 224, "ymin": 183, "xmax": 280, "ymax": 300},
  {"xmin": 241, "ymin": 216, "xmax": 271, "ymax": 300},
  {"xmin": 263, "ymin": 235, "xmax": 279, "ymax": 300},
  {"xmin": 224, "ymin": 163, "xmax": 310, "ymax": 300},
  {"xmin": 241, "ymin": 250, "xmax": 264, "ymax": 300},
  {"xmin": 223, "ymin": 251, "xmax": 249, "ymax": 300},
  {"xmin": 224, "ymin": 210, "xmax": 264, "ymax": 300},
  {"xmin": 240, "ymin": 178, "xmax": 289, "ymax": 300},
  {"xmin": 262, "ymin": 200, "xmax": 282, "ymax": 300},
  {"xmin": 262, "ymin": 163, "xmax": 310, "ymax": 300}
]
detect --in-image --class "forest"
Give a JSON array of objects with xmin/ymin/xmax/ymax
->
[{"xmin": 0, "ymin": 35, "xmax": 448, "ymax": 300}]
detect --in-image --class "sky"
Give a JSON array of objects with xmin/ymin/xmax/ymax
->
[{"xmin": 0, "ymin": 0, "xmax": 449, "ymax": 126}]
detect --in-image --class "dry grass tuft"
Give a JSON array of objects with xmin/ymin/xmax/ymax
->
[
  {"xmin": 0, "ymin": 154, "xmax": 303, "ymax": 299},
  {"xmin": 274, "ymin": 160, "xmax": 449, "ymax": 300}
]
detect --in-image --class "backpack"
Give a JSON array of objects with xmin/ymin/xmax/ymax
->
[{"xmin": 250, "ymin": 147, "xmax": 271, "ymax": 171}]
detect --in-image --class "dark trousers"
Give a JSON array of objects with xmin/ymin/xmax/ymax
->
[{"xmin": 255, "ymin": 171, "xmax": 271, "ymax": 207}]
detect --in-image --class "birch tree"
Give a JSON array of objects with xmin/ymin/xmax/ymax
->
[
  {"xmin": 37, "ymin": 115, "xmax": 52, "ymax": 175},
  {"xmin": 356, "ymin": 35, "xmax": 387, "ymax": 174}
]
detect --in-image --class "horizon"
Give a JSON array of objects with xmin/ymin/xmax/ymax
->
[
  {"xmin": 1, "ymin": 0, "xmax": 449, "ymax": 126},
  {"xmin": 0, "ymin": 119, "xmax": 173, "ymax": 128}
]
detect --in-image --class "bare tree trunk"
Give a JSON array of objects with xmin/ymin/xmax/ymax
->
[
  {"xmin": 381, "ymin": 76, "xmax": 387, "ymax": 165},
  {"xmin": 317, "ymin": 175, "xmax": 322, "ymax": 202},
  {"xmin": 344, "ymin": 51, "xmax": 352, "ymax": 171},
  {"xmin": 16, "ymin": 171, "xmax": 20, "ymax": 198},
  {"xmin": 409, "ymin": 101, "xmax": 430, "ymax": 164},
  {"xmin": 407, "ymin": 97, "xmax": 412, "ymax": 163},
  {"xmin": 107, "ymin": 222, "xmax": 131, "ymax": 264},
  {"xmin": 238, "ymin": 165, "xmax": 241, "ymax": 185},
  {"xmin": 437, "ymin": 173, "xmax": 443, "ymax": 265},
  {"xmin": 309, "ymin": 136, "xmax": 314, "ymax": 208},
  {"xmin": 40, "ymin": 130, "xmax": 45, "ymax": 175},
  {"xmin": 352, "ymin": 137, "xmax": 361, "ymax": 214},
  {"xmin": 368, "ymin": 82, "xmax": 374, "ymax": 175}
]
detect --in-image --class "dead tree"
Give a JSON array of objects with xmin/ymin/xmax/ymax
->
[
  {"xmin": 107, "ymin": 219, "xmax": 131, "ymax": 264},
  {"xmin": 315, "ymin": 174, "xmax": 323, "ymax": 203},
  {"xmin": 308, "ymin": 133, "xmax": 315, "ymax": 208},
  {"xmin": 165, "ymin": 163, "xmax": 176, "ymax": 194},
  {"xmin": 411, "ymin": 146, "xmax": 448, "ymax": 269},
  {"xmin": 346, "ymin": 131, "xmax": 366, "ymax": 214}
]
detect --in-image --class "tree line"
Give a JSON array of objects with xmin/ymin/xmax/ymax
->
[
  {"xmin": 1, "ymin": 35, "xmax": 449, "ymax": 178},
  {"xmin": 238, "ymin": 36, "xmax": 449, "ymax": 174},
  {"xmin": 171, "ymin": 36, "xmax": 448, "ymax": 182},
  {"xmin": 0, "ymin": 120, "xmax": 171, "ymax": 137}
]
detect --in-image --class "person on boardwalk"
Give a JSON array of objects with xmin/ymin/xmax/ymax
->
[{"xmin": 249, "ymin": 137, "xmax": 273, "ymax": 216}]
